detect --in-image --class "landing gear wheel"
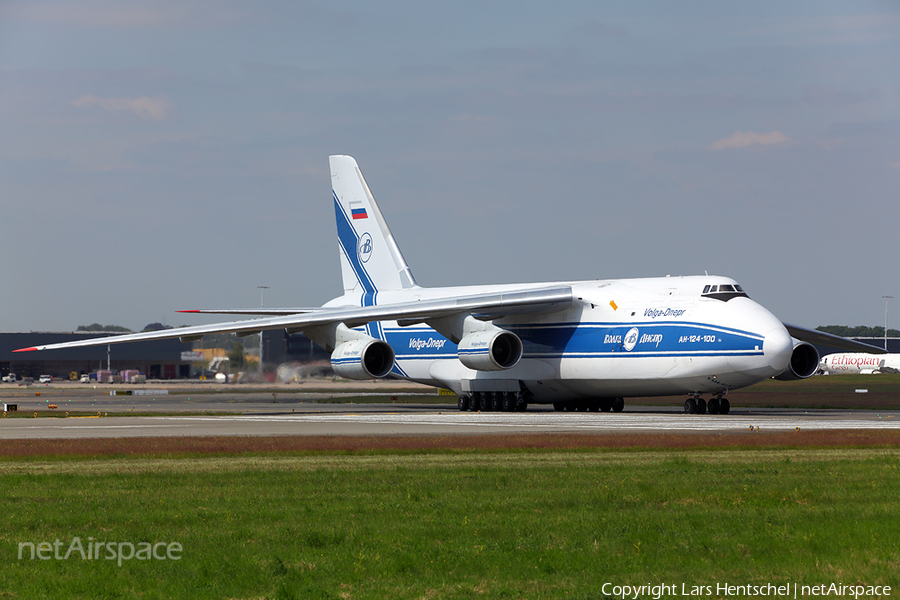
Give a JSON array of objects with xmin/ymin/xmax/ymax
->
[
  {"xmin": 600, "ymin": 399, "xmax": 613, "ymax": 412},
  {"xmin": 553, "ymin": 402, "xmax": 564, "ymax": 412},
  {"xmin": 515, "ymin": 393, "xmax": 527, "ymax": 412},
  {"xmin": 697, "ymin": 398, "xmax": 707, "ymax": 415},
  {"xmin": 719, "ymin": 398, "xmax": 730, "ymax": 415},
  {"xmin": 491, "ymin": 393, "xmax": 502, "ymax": 412},
  {"xmin": 458, "ymin": 395, "xmax": 470, "ymax": 412},
  {"xmin": 684, "ymin": 397, "xmax": 697, "ymax": 414},
  {"xmin": 589, "ymin": 401, "xmax": 600, "ymax": 412},
  {"xmin": 707, "ymin": 397, "xmax": 720, "ymax": 415},
  {"xmin": 612, "ymin": 397, "xmax": 625, "ymax": 413},
  {"xmin": 576, "ymin": 402, "xmax": 588, "ymax": 412},
  {"xmin": 502, "ymin": 392, "xmax": 515, "ymax": 412},
  {"xmin": 469, "ymin": 392, "xmax": 481, "ymax": 412}
]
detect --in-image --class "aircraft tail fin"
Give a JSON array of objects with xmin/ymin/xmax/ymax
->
[{"xmin": 330, "ymin": 155, "xmax": 418, "ymax": 296}]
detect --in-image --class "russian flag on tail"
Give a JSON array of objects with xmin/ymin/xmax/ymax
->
[{"xmin": 350, "ymin": 202, "xmax": 368, "ymax": 220}]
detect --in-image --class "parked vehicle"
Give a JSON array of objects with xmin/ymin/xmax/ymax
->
[
  {"xmin": 2, "ymin": 373, "xmax": 16, "ymax": 383},
  {"xmin": 39, "ymin": 374, "xmax": 53, "ymax": 384}
]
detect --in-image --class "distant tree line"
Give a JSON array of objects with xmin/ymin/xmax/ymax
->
[
  {"xmin": 817, "ymin": 325, "xmax": 900, "ymax": 338},
  {"xmin": 76, "ymin": 323, "xmax": 179, "ymax": 333},
  {"xmin": 76, "ymin": 323, "xmax": 132, "ymax": 332}
]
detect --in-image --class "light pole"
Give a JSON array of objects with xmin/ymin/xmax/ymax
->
[
  {"xmin": 884, "ymin": 296, "xmax": 893, "ymax": 351},
  {"xmin": 258, "ymin": 286, "xmax": 270, "ymax": 370}
]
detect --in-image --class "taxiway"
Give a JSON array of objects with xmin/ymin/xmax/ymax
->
[{"xmin": 2, "ymin": 403, "xmax": 898, "ymax": 439}]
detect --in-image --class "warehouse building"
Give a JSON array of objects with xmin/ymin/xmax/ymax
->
[
  {"xmin": 0, "ymin": 330, "xmax": 330, "ymax": 381},
  {"xmin": 0, "ymin": 332, "xmax": 196, "ymax": 381}
]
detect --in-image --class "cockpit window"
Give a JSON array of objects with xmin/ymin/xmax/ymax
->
[{"xmin": 701, "ymin": 282, "xmax": 749, "ymax": 302}]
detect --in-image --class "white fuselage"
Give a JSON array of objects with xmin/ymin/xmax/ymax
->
[{"xmin": 325, "ymin": 274, "xmax": 793, "ymax": 402}]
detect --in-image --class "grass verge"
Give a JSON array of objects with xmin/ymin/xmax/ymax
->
[{"xmin": 2, "ymin": 446, "xmax": 899, "ymax": 599}]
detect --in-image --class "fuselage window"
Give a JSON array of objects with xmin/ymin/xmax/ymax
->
[
  {"xmin": 708, "ymin": 285, "xmax": 717, "ymax": 293},
  {"xmin": 719, "ymin": 284, "xmax": 735, "ymax": 292},
  {"xmin": 702, "ymin": 285, "xmax": 710, "ymax": 294}
]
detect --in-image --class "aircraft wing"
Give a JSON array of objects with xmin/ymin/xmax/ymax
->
[
  {"xmin": 784, "ymin": 323, "xmax": 888, "ymax": 354},
  {"xmin": 15, "ymin": 286, "xmax": 574, "ymax": 352}
]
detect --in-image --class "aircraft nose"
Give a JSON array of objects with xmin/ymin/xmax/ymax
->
[{"xmin": 763, "ymin": 325, "xmax": 793, "ymax": 374}]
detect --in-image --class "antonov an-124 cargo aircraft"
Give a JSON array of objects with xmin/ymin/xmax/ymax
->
[{"xmin": 17, "ymin": 156, "xmax": 885, "ymax": 414}]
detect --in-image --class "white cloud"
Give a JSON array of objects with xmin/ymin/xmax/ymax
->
[
  {"xmin": 709, "ymin": 131, "xmax": 789, "ymax": 151},
  {"xmin": 71, "ymin": 94, "xmax": 173, "ymax": 121}
]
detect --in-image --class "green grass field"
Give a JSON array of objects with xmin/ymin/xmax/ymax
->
[{"xmin": 3, "ymin": 448, "xmax": 899, "ymax": 599}]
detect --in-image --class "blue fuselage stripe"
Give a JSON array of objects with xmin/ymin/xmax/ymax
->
[{"xmin": 384, "ymin": 321, "xmax": 764, "ymax": 362}]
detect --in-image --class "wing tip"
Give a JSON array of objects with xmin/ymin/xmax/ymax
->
[
  {"xmin": 177, "ymin": 310, "xmax": 200, "ymax": 313},
  {"xmin": 13, "ymin": 347, "xmax": 39, "ymax": 353}
]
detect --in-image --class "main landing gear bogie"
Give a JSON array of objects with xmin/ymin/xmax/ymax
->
[
  {"xmin": 684, "ymin": 395, "xmax": 730, "ymax": 415},
  {"xmin": 458, "ymin": 392, "xmax": 526, "ymax": 413}
]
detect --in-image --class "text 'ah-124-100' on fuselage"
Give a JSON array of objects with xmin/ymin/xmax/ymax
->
[{"xmin": 16, "ymin": 155, "xmax": 885, "ymax": 415}]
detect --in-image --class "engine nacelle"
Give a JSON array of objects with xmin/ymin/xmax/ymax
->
[
  {"xmin": 773, "ymin": 339, "xmax": 820, "ymax": 381},
  {"xmin": 457, "ymin": 330, "xmax": 523, "ymax": 371},
  {"xmin": 331, "ymin": 338, "xmax": 395, "ymax": 380}
]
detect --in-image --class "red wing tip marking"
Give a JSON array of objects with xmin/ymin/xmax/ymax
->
[
  {"xmin": 13, "ymin": 347, "xmax": 39, "ymax": 353},
  {"xmin": 177, "ymin": 310, "xmax": 200, "ymax": 313}
]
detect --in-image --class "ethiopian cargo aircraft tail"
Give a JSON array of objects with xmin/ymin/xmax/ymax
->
[
  {"xmin": 17, "ymin": 155, "xmax": 886, "ymax": 414},
  {"xmin": 819, "ymin": 352, "xmax": 900, "ymax": 375}
]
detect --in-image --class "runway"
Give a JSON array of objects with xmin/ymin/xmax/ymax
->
[{"xmin": 2, "ymin": 405, "xmax": 899, "ymax": 439}]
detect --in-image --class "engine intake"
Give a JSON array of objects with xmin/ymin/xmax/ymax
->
[
  {"xmin": 773, "ymin": 340, "xmax": 819, "ymax": 381},
  {"xmin": 458, "ymin": 330, "xmax": 523, "ymax": 371},
  {"xmin": 331, "ymin": 338, "xmax": 395, "ymax": 380}
]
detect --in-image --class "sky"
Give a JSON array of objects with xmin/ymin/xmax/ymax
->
[{"xmin": 1, "ymin": 0, "xmax": 898, "ymax": 333}]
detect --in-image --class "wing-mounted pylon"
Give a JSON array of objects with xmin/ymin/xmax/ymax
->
[{"xmin": 426, "ymin": 313, "xmax": 523, "ymax": 371}]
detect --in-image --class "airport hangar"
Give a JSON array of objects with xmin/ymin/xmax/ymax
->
[{"xmin": 0, "ymin": 330, "xmax": 329, "ymax": 381}]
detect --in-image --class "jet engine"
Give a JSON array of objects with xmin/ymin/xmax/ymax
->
[
  {"xmin": 331, "ymin": 337, "xmax": 395, "ymax": 380},
  {"xmin": 773, "ymin": 339, "xmax": 820, "ymax": 381},
  {"xmin": 457, "ymin": 330, "xmax": 523, "ymax": 371}
]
